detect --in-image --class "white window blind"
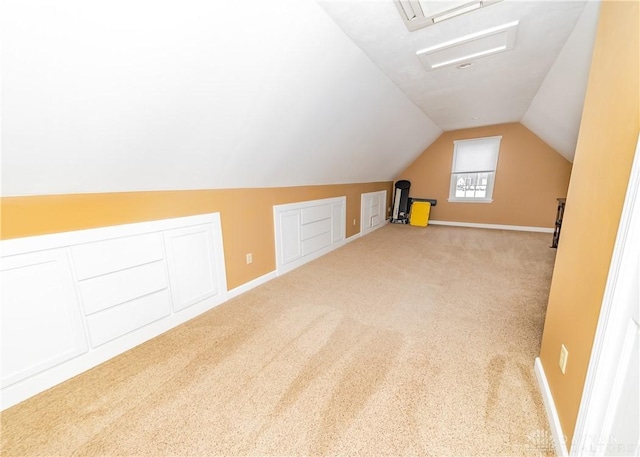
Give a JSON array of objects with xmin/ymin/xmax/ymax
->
[{"xmin": 452, "ymin": 136, "xmax": 502, "ymax": 173}]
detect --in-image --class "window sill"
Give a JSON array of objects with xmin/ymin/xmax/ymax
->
[{"xmin": 448, "ymin": 198, "xmax": 494, "ymax": 204}]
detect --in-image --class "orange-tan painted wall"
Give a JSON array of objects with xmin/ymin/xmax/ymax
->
[
  {"xmin": 539, "ymin": 0, "xmax": 639, "ymax": 449},
  {"xmin": 0, "ymin": 182, "xmax": 393, "ymax": 290},
  {"xmin": 397, "ymin": 123, "xmax": 572, "ymax": 228}
]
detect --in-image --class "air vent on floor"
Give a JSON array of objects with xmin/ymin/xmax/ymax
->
[{"xmin": 395, "ymin": 0, "xmax": 503, "ymax": 31}]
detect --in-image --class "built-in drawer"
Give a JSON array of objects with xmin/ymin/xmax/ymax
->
[
  {"xmin": 301, "ymin": 231, "xmax": 332, "ymax": 256},
  {"xmin": 79, "ymin": 261, "xmax": 168, "ymax": 315},
  {"xmin": 72, "ymin": 233, "xmax": 163, "ymax": 280},
  {"xmin": 85, "ymin": 289, "xmax": 172, "ymax": 347},
  {"xmin": 301, "ymin": 205, "xmax": 332, "ymax": 225},
  {"xmin": 301, "ymin": 218, "xmax": 331, "ymax": 241}
]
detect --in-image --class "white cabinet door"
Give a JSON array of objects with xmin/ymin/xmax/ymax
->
[
  {"xmin": 361, "ymin": 191, "xmax": 387, "ymax": 236},
  {"xmin": 1, "ymin": 250, "xmax": 88, "ymax": 388},
  {"xmin": 278, "ymin": 209, "xmax": 302, "ymax": 265},
  {"xmin": 164, "ymin": 224, "xmax": 220, "ymax": 312}
]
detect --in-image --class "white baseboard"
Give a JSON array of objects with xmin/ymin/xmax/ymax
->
[
  {"xmin": 429, "ymin": 220, "xmax": 554, "ymax": 233},
  {"xmin": 346, "ymin": 219, "xmax": 389, "ymax": 244},
  {"xmin": 535, "ymin": 357, "xmax": 569, "ymax": 456},
  {"xmin": 1, "ymin": 211, "xmax": 391, "ymax": 409},
  {"xmin": 227, "ymin": 271, "xmax": 277, "ymax": 300},
  {"xmin": 345, "ymin": 232, "xmax": 361, "ymax": 243},
  {"xmin": 230, "ymin": 220, "xmax": 385, "ymax": 298}
]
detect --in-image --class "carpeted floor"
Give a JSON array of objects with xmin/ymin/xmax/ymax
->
[{"xmin": 1, "ymin": 224, "xmax": 556, "ymax": 456}]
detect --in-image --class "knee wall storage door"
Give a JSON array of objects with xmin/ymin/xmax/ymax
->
[
  {"xmin": 274, "ymin": 197, "xmax": 346, "ymax": 276},
  {"xmin": 0, "ymin": 213, "xmax": 227, "ymax": 410},
  {"xmin": 361, "ymin": 190, "xmax": 387, "ymax": 236}
]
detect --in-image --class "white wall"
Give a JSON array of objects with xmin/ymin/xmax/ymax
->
[
  {"xmin": 521, "ymin": 1, "xmax": 600, "ymax": 162},
  {"xmin": 1, "ymin": 0, "xmax": 441, "ymax": 196}
]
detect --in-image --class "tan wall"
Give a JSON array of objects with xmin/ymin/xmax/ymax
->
[
  {"xmin": 539, "ymin": 0, "xmax": 639, "ymax": 449},
  {"xmin": 0, "ymin": 182, "xmax": 393, "ymax": 290},
  {"xmin": 397, "ymin": 123, "xmax": 572, "ymax": 228}
]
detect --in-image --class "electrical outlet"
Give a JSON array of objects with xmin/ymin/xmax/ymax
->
[
  {"xmin": 246, "ymin": 253, "xmax": 252, "ymax": 264},
  {"xmin": 353, "ymin": 218, "xmax": 356, "ymax": 226},
  {"xmin": 559, "ymin": 344, "xmax": 568, "ymax": 374}
]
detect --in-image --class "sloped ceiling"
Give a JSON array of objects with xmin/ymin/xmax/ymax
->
[
  {"xmin": 317, "ymin": 0, "xmax": 601, "ymax": 161},
  {"xmin": 521, "ymin": 1, "xmax": 600, "ymax": 158},
  {"xmin": 2, "ymin": 1, "xmax": 600, "ymax": 197},
  {"xmin": 1, "ymin": 0, "xmax": 440, "ymax": 197}
]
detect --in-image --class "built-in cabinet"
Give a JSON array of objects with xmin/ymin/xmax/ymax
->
[
  {"xmin": 2, "ymin": 195, "xmax": 386, "ymax": 410},
  {"xmin": 2, "ymin": 249, "xmax": 89, "ymax": 389},
  {"xmin": 361, "ymin": 190, "xmax": 387, "ymax": 236},
  {"xmin": 0, "ymin": 214, "xmax": 227, "ymax": 410},
  {"xmin": 274, "ymin": 197, "xmax": 346, "ymax": 275}
]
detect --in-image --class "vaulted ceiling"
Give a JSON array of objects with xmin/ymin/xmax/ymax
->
[
  {"xmin": 2, "ymin": 1, "xmax": 600, "ymax": 197},
  {"xmin": 317, "ymin": 0, "xmax": 601, "ymax": 161}
]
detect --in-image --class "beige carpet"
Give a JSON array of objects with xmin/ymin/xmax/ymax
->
[{"xmin": 1, "ymin": 224, "xmax": 556, "ymax": 456}]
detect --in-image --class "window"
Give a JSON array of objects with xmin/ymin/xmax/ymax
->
[{"xmin": 449, "ymin": 136, "xmax": 501, "ymax": 202}]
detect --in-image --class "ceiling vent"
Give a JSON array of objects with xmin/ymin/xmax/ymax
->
[
  {"xmin": 416, "ymin": 20, "xmax": 519, "ymax": 71},
  {"xmin": 395, "ymin": 0, "xmax": 503, "ymax": 31}
]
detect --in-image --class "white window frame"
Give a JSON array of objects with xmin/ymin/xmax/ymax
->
[{"xmin": 448, "ymin": 136, "xmax": 502, "ymax": 203}]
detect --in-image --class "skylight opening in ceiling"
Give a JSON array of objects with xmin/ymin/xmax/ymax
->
[
  {"xmin": 416, "ymin": 20, "xmax": 519, "ymax": 71},
  {"xmin": 395, "ymin": 0, "xmax": 503, "ymax": 31}
]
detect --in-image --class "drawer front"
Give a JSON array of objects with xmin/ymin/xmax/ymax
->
[
  {"xmin": 301, "ymin": 231, "xmax": 332, "ymax": 256},
  {"xmin": 301, "ymin": 218, "xmax": 331, "ymax": 241},
  {"xmin": 79, "ymin": 261, "xmax": 168, "ymax": 315},
  {"xmin": 85, "ymin": 290, "xmax": 172, "ymax": 347},
  {"xmin": 72, "ymin": 233, "xmax": 163, "ymax": 280},
  {"xmin": 301, "ymin": 204, "xmax": 332, "ymax": 225}
]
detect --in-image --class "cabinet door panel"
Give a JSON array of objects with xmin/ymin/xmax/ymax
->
[
  {"xmin": 1, "ymin": 250, "xmax": 88, "ymax": 387},
  {"xmin": 279, "ymin": 210, "xmax": 302, "ymax": 265},
  {"xmin": 164, "ymin": 225, "xmax": 219, "ymax": 312}
]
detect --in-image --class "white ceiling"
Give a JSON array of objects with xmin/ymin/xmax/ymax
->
[
  {"xmin": 316, "ymin": 0, "xmax": 601, "ymax": 161},
  {"xmin": 2, "ymin": 0, "xmax": 440, "ymax": 196},
  {"xmin": 2, "ymin": 0, "xmax": 599, "ymax": 197}
]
